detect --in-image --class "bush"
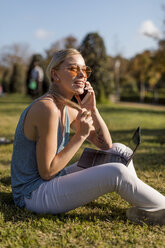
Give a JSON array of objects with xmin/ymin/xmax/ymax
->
[{"xmin": 10, "ymin": 63, "xmax": 26, "ymax": 93}]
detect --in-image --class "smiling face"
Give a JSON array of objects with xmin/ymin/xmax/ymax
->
[{"xmin": 51, "ymin": 54, "xmax": 87, "ymax": 98}]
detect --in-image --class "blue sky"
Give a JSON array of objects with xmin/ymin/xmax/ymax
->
[{"xmin": 0, "ymin": 0, "xmax": 164, "ymax": 58}]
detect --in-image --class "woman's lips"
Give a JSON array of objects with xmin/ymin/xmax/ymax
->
[{"xmin": 73, "ymin": 81, "xmax": 84, "ymax": 88}]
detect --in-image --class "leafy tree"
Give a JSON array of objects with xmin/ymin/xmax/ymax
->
[
  {"xmin": 110, "ymin": 55, "xmax": 131, "ymax": 100},
  {"xmin": 155, "ymin": 40, "xmax": 165, "ymax": 77},
  {"xmin": 129, "ymin": 50, "xmax": 152, "ymax": 102},
  {"xmin": 64, "ymin": 35, "xmax": 78, "ymax": 49},
  {"xmin": 45, "ymin": 41, "xmax": 61, "ymax": 61},
  {"xmin": 1, "ymin": 67, "xmax": 11, "ymax": 93},
  {"xmin": 0, "ymin": 43, "xmax": 31, "ymax": 68},
  {"xmin": 10, "ymin": 63, "xmax": 26, "ymax": 93},
  {"xmin": 153, "ymin": 40, "xmax": 165, "ymax": 102},
  {"xmin": 79, "ymin": 32, "xmax": 112, "ymax": 102},
  {"xmin": 45, "ymin": 35, "xmax": 78, "ymax": 60},
  {"xmin": 0, "ymin": 43, "xmax": 31, "ymax": 94}
]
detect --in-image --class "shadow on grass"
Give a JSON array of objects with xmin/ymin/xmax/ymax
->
[
  {"xmin": 111, "ymin": 128, "xmax": 165, "ymax": 152},
  {"xmin": 0, "ymin": 101, "xmax": 31, "ymax": 104},
  {"xmin": 0, "ymin": 191, "xmax": 126, "ymax": 224},
  {"xmin": 0, "ymin": 176, "xmax": 11, "ymax": 186},
  {"xmin": 0, "ymin": 106, "xmax": 27, "ymax": 116},
  {"xmin": 0, "ymin": 160, "xmax": 12, "ymax": 166},
  {"xmin": 0, "ymin": 127, "xmax": 164, "ymax": 224},
  {"xmin": 111, "ymin": 128, "xmax": 165, "ymax": 138},
  {"xmin": 134, "ymin": 153, "xmax": 165, "ymax": 171},
  {"xmin": 66, "ymin": 201, "xmax": 126, "ymax": 222},
  {"xmin": 0, "ymin": 95, "xmax": 32, "ymax": 105},
  {"xmin": 98, "ymin": 105, "xmax": 165, "ymax": 115},
  {"xmin": 112, "ymin": 128, "xmax": 165, "ymax": 170}
]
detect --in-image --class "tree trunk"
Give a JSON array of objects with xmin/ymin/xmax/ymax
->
[{"xmin": 140, "ymin": 80, "xmax": 145, "ymax": 102}]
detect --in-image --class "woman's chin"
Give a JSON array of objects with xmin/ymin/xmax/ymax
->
[{"xmin": 74, "ymin": 89, "xmax": 84, "ymax": 95}]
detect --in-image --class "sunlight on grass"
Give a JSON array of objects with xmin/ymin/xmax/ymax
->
[{"xmin": 0, "ymin": 94, "xmax": 165, "ymax": 247}]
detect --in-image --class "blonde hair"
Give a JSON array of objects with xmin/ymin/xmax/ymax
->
[{"xmin": 46, "ymin": 48, "xmax": 82, "ymax": 110}]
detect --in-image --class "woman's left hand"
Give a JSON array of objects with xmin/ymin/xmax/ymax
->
[{"xmin": 75, "ymin": 81, "xmax": 96, "ymax": 111}]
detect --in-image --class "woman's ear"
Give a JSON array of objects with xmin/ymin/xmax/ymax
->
[{"xmin": 51, "ymin": 69, "xmax": 60, "ymax": 82}]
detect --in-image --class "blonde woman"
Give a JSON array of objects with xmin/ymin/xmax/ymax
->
[{"xmin": 11, "ymin": 48, "xmax": 165, "ymax": 225}]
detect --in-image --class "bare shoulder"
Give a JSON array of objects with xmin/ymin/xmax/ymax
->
[
  {"xmin": 25, "ymin": 99, "xmax": 59, "ymax": 129},
  {"xmin": 33, "ymin": 99, "xmax": 58, "ymax": 118},
  {"xmin": 24, "ymin": 99, "xmax": 59, "ymax": 141}
]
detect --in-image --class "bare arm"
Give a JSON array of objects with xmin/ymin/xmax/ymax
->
[
  {"xmin": 35, "ymin": 102, "xmax": 93, "ymax": 180},
  {"xmin": 75, "ymin": 81, "xmax": 112, "ymax": 150},
  {"xmin": 71, "ymin": 107, "xmax": 112, "ymax": 150},
  {"xmin": 87, "ymin": 107, "xmax": 112, "ymax": 150}
]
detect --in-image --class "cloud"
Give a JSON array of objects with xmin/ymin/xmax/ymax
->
[
  {"xmin": 139, "ymin": 20, "xmax": 160, "ymax": 39},
  {"xmin": 34, "ymin": 29, "xmax": 54, "ymax": 39}
]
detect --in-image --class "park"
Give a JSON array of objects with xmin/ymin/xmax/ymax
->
[
  {"xmin": 0, "ymin": 94, "xmax": 165, "ymax": 247},
  {"xmin": 0, "ymin": 1, "xmax": 165, "ymax": 247}
]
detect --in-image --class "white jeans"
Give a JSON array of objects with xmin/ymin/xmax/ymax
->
[{"xmin": 24, "ymin": 143, "xmax": 165, "ymax": 214}]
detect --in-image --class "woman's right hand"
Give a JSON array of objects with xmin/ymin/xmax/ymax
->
[{"xmin": 75, "ymin": 108, "xmax": 94, "ymax": 138}]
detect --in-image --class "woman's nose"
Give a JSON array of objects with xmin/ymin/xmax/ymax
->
[{"xmin": 78, "ymin": 68, "xmax": 86, "ymax": 78}]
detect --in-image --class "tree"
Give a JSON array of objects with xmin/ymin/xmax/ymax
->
[
  {"xmin": 153, "ymin": 40, "xmax": 165, "ymax": 101},
  {"xmin": 0, "ymin": 43, "xmax": 31, "ymax": 68},
  {"xmin": 111, "ymin": 55, "xmax": 137, "ymax": 98},
  {"xmin": 45, "ymin": 35, "xmax": 78, "ymax": 60},
  {"xmin": 79, "ymin": 32, "xmax": 112, "ymax": 102},
  {"xmin": 45, "ymin": 41, "xmax": 62, "ymax": 60},
  {"xmin": 129, "ymin": 50, "xmax": 152, "ymax": 102},
  {"xmin": 10, "ymin": 63, "xmax": 26, "ymax": 93},
  {"xmin": 1, "ymin": 67, "xmax": 11, "ymax": 93},
  {"xmin": 64, "ymin": 35, "xmax": 78, "ymax": 49},
  {"xmin": 0, "ymin": 43, "xmax": 31, "ymax": 94},
  {"xmin": 155, "ymin": 40, "xmax": 165, "ymax": 76}
]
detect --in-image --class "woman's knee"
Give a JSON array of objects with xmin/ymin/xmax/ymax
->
[
  {"xmin": 101, "ymin": 162, "xmax": 129, "ymax": 179},
  {"xmin": 106, "ymin": 143, "xmax": 127, "ymax": 152},
  {"xmin": 106, "ymin": 143, "xmax": 133, "ymax": 160}
]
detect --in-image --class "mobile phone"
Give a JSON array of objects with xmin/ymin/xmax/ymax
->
[{"xmin": 79, "ymin": 88, "xmax": 88, "ymax": 101}]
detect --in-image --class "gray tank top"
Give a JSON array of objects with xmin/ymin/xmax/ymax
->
[{"xmin": 11, "ymin": 101, "xmax": 70, "ymax": 208}]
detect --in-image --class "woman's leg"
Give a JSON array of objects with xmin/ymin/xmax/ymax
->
[
  {"xmin": 64, "ymin": 161, "xmax": 84, "ymax": 175},
  {"xmin": 65, "ymin": 143, "xmax": 137, "ymax": 177},
  {"xmin": 108, "ymin": 144, "xmax": 165, "ymax": 224},
  {"xmin": 24, "ymin": 162, "xmax": 165, "ymax": 216},
  {"xmin": 106, "ymin": 143, "xmax": 137, "ymax": 177}
]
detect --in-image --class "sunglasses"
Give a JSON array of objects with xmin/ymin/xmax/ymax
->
[{"xmin": 63, "ymin": 65, "xmax": 92, "ymax": 78}]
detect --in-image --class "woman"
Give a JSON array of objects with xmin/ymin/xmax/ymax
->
[{"xmin": 11, "ymin": 48, "xmax": 165, "ymax": 225}]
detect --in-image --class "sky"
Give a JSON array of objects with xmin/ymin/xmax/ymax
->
[{"xmin": 0, "ymin": 0, "xmax": 164, "ymax": 59}]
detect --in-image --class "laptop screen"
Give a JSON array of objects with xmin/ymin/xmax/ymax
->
[
  {"xmin": 126, "ymin": 127, "xmax": 141, "ymax": 166},
  {"xmin": 129, "ymin": 127, "xmax": 141, "ymax": 153}
]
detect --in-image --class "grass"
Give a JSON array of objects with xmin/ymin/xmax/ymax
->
[{"xmin": 0, "ymin": 93, "xmax": 165, "ymax": 247}]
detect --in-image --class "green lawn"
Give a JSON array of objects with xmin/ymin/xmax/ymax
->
[{"xmin": 0, "ymin": 94, "xmax": 165, "ymax": 247}]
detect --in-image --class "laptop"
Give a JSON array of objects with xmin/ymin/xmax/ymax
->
[{"xmin": 77, "ymin": 127, "xmax": 141, "ymax": 169}]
